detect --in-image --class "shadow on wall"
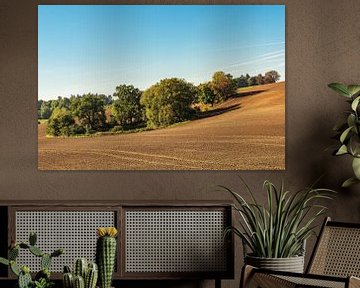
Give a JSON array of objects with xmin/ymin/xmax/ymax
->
[{"xmin": 287, "ymin": 103, "xmax": 360, "ymax": 269}]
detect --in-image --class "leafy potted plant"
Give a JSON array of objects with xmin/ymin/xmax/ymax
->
[
  {"xmin": 328, "ymin": 83, "xmax": 360, "ymax": 187},
  {"xmin": 222, "ymin": 179, "xmax": 334, "ymax": 273}
]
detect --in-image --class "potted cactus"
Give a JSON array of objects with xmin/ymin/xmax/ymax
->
[
  {"xmin": 63, "ymin": 258, "xmax": 98, "ymax": 288},
  {"xmin": 96, "ymin": 227, "xmax": 118, "ymax": 288},
  {"xmin": 0, "ymin": 232, "xmax": 64, "ymax": 288}
]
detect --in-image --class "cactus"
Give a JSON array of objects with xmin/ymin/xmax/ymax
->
[
  {"xmin": 74, "ymin": 258, "xmax": 88, "ymax": 279},
  {"xmin": 19, "ymin": 270, "xmax": 32, "ymax": 288},
  {"xmin": 29, "ymin": 245, "xmax": 44, "ymax": 257},
  {"xmin": 10, "ymin": 260, "xmax": 20, "ymax": 276},
  {"xmin": 19, "ymin": 243, "xmax": 30, "ymax": 249},
  {"xmin": 0, "ymin": 232, "xmax": 63, "ymax": 288},
  {"xmin": 64, "ymin": 265, "xmax": 72, "ymax": 273},
  {"xmin": 63, "ymin": 272, "xmax": 74, "ymax": 288},
  {"xmin": 9, "ymin": 246, "xmax": 19, "ymax": 260},
  {"xmin": 51, "ymin": 248, "xmax": 64, "ymax": 258},
  {"xmin": 35, "ymin": 268, "xmax": 50, "ymax": 281},
  {"xmin": 85, "ymin": 263, "xmax": 98, "ymax": 288},
  {"xmin": 63, "ymin": 260, "xmax": 98, "ymax": 288},
  {"xmin": 0, "ymin": 257, "xmax": 9, "ymax": 266},
  {"xmin": 74, "ymin": 275, "xmax": 85, "ymax": 288},
  {"xmin": 29, "ymin": 232, "xmax": 37, "ymax": 246},
  {"xmin": 96, "ymin": 227, "xmax": 118, "ymax": 288},
  {"xmin": 41, "ymin": 253, "xmax": 52, "ymax": 270}
]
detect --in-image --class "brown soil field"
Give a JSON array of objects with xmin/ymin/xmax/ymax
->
[{"xmin": 38, "ymin": 82, "xmax": 285, "ymax": 170}]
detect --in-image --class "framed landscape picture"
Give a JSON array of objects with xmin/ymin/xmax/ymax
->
[{"xmin": 38, "ymin": 5, "xmax": 285, "ymax": 170}]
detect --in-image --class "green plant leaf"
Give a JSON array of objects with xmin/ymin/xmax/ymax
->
[
  {"xmin": 336, "ymin": 145, "xmax": 348, "ymax": 155},
  {"xmin": 328, "ymin": 83, "xmax": 351, "ymax": 97},
  {"xmin": 352, "ymin": 157, "xmax": 360, "ymax": 179},
  {"xmin": 0, "ymin": 257, "xmax": 9, "ymax": 266},
  {"xmin": 352, "ymin": 96, "xmax": 360, "ymax": 111},
  {"xmin": 347, "ymin": 114, "xmax": 356, "ymax": 129},
  {"xmin": 10, "ymin": 261, "xmax": 20, "ymax": 276},
  {"xmin": 223, "ymin": 179, "xmax": 334, "ymax": 258},
  {"xmin": 347, "ymin": 85, "xmax": 360, "ymax": 97},
  {"xmin": 340, "ymin": 127, "xmax": 353, "ymax": 143},
  {"xmin": 349, "ymin": 135, "xmax": 360, "ymax": 157},
  {"xmin": 342, "ymin": 177, "xmax": 360, "ymax": 188}
]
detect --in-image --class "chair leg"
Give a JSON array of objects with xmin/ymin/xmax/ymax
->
[
  {"xmin": 215, "ymin": 278, "xmax": 221, "ymax": 288},
  {"xmin": 240, "ymin": 265, "xmax": 255, "ymax": 288}
]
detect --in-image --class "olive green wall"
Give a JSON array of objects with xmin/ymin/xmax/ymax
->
[{"xmin": 1, "ymin": 0, "xmax": 360, "ymax": 287}]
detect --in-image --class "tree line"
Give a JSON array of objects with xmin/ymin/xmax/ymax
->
[{"xmin": 38, "ymin": 70, "xmax": 280, "ymax": 136}]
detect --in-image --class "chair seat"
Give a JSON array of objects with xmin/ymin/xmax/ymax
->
[
  {"xmin": 243, "ymin": 266, "xmax": 360, "ymax": 288},
  {"xmin": 241, "ymin": 218, "xmax": 360, "ymax": 288},
  {"xmin": 277, "ymin": 274, "xmax": 346, "ymax": 288}
]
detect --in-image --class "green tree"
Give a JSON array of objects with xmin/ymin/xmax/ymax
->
[
  {"xmin": 210, "ymin": 71, "xmax": 235, "ymax": 103},
  {"xmin": 141, "ymin": 78, "xmax": 196, "ymax": 128},
  {"xmin": 234, "ymin": 75, "xmax": 248, "ymax": 88},
  {"xmin": 71, "ymin": 93, "xmax": 106, "ymax": 133},
  {"xmin": 264, "ymin": 70, "xmax": 281, "ymax": 83},
  {"xmin": 39, "ymin": 101, "xmax": 52, "ymax": 119},
  {"xmin": 197, "ymin": 82, "xmax": 216, "ymax": 106},
  {"xmin": 46, "ymin": 107, "xmax": 75, "ymax": 136},
  {"xmin": 256, "ymin": 73, "xmax": 265, "ymax": 85},
  {"xmin": 112, "ymin": 85, "xmax": 144, "ymax": 126},
  {"xmin": 248, "ymin": 76, "xmax": 258, "ymax": 86}
]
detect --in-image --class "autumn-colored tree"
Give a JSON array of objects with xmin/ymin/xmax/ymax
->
[
  {"xmin": 264, "ymin": 70, "xmax": 281, "ymax": 83},
  {"xmin": 210, "ymin": 71, "xmax": 235, "ymax": 102}
]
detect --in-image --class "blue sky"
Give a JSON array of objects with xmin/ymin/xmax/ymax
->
[{"xmin": 38, "ymin": 5, "xmax": 285, "ymax": 100}]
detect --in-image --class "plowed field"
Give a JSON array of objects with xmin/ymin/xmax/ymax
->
[{"xmin": 38, "ymin": 82, "xmax": 285, "ymax": 170}]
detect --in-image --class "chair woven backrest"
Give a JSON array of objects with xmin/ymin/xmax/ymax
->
[{"xmin": 307, "ymin": 218, "xmax": 360, "ymax": 277}]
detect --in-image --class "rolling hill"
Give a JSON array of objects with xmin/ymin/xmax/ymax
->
[{"xmin": 38, "ymin": 82, "xmax": 285, "ymax": 170}]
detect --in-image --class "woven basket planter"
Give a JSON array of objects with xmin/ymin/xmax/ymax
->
[{"xmin": 245, "ymin": 254, "xmax": 305, "ymax": 273}]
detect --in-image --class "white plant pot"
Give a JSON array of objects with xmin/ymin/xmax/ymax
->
[{"xmin": 245, "ymin": 254, "xmax": 305, "ymax": 273}]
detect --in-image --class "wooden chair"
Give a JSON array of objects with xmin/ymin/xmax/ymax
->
[{"xmin": 241, "ymin": 217, "xmax": 360, "ymax": 288}]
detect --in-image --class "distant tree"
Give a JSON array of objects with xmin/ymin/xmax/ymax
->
[
  {"xmin": 248, "ymin": 76, "xmax": 258, "ymax": 86},
  {"xmin": 71, "ymin": 93, "xmax": 106, "ymax": 133},
  {"xmin": 112, "ymin": 85, "xmax": 144, "ymax": 126},
  {"xmin": 234, "ymin": 75, "xmax": 248, "ymax": 88},
  {"xmin": 264, "ymin": 70, "xmax": 281, "ymax": 83},
  {"xmin": 210, "ymin": 71, "xmax": 235, "ymax": 103},
  {"xmin": 104, "ymin": 95, "xmax": 113, "ymax": 106},
  {"xmin": 40, "ymin": 104, "xmax": 52, "ymax": 119},
  {"xmin": 197, "ymin": 82, "xmax": 216, "ymax": 106},
  {"xmin": 46, "ymin": 107, "xmax": 75, "ymax": 136},
  {"xmin": 38, "ymin": 100, "xmax": 43, "ymax": 110},
  {"xmin": 256, "ymin": 74, "xmax": 265, "ymax": 85},
  {"xmin": 37, "ymin": 100, "xmax": 43, "ymax": 119},
  {"xmin": 141, "ymin": 78, "xmax": 196, "ymax": 128},
  {"xmin": 49, "ymin": 96, "xmax": 71, "ymax": 110}
]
